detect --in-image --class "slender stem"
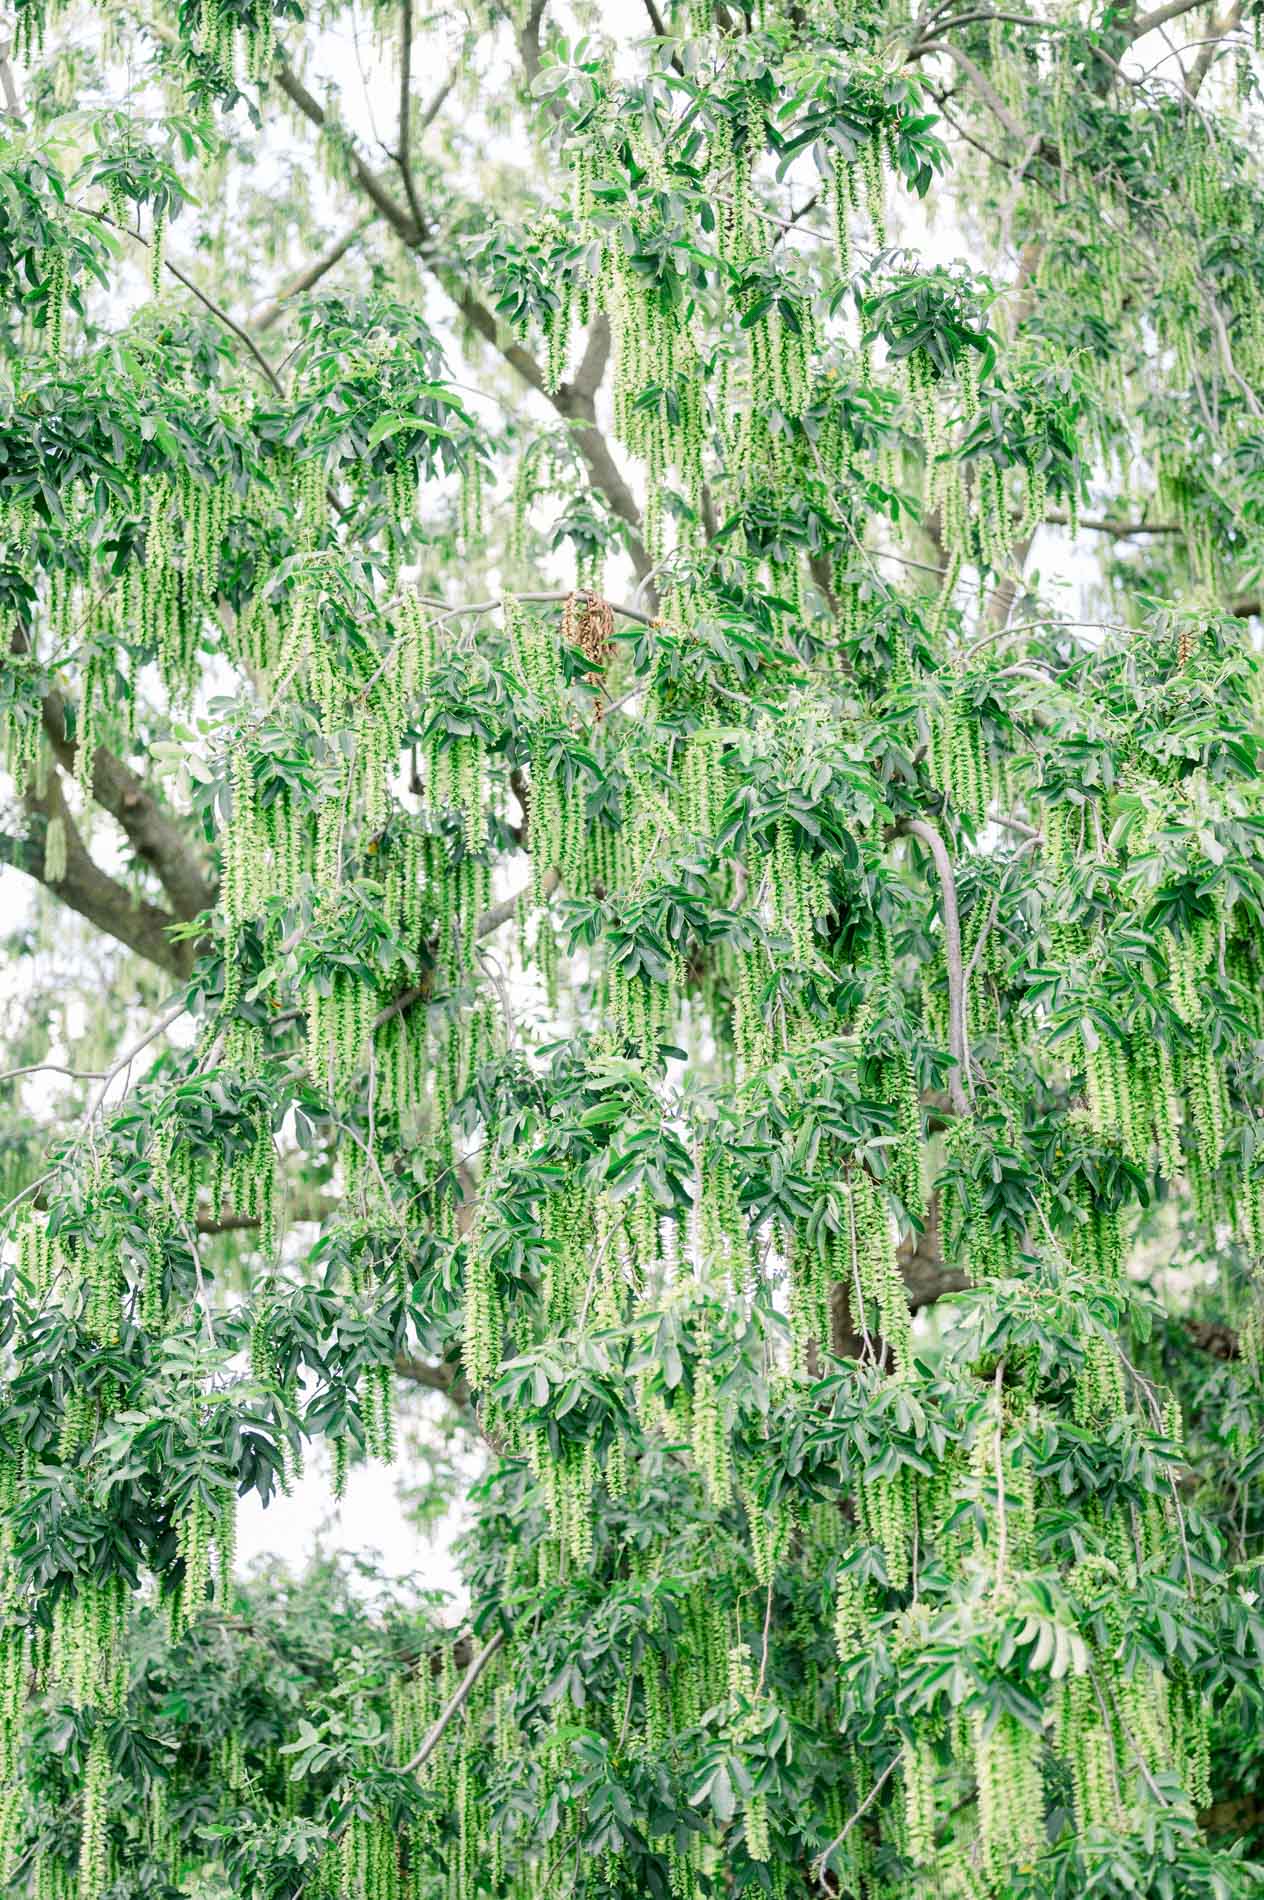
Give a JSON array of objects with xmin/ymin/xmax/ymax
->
[
  {"xmin": 403, "ymin": 1629, "xmax": 506, "ymax": 1775},
  {"xmin": 755, "ymin": 1573, "xmax": 775, "ymax": 1698},
  {"xmin": 814, "ymin": 1749, "xmax": 902, "ymax": 1885},
  {"xmin": 93, "ymin": 210, "xmax": 285, "ymax": 396},
  {"xmin": 963, "ymin": 834, "xmax": 1040, "ymax": 989}
]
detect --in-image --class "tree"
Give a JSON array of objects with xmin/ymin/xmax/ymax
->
[{"xmin": 1, "ymin": 0, "xmax": 1263, "ymax": 1893}]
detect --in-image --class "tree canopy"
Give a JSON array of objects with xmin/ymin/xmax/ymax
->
[{"xmin": 2, "ymin": 1, "xmax": 1264, "ymax": 1896}]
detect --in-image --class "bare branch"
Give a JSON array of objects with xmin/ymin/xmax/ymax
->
[{"xmin": 273, "ymin": 58, "xmax": 421, "ymax": 241}]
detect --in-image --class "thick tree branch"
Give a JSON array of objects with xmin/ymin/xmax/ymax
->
[
  {"xmin": 1131, "ymin": 0, "xmax": 1209, "ymax": 37},
  {"xmin": 517, "ymin": 0, "xmax": 549, "ymax": 87},
  {"xmin": 567, "ymin": 313, "xmax": 612, "ymax": 405},
  {"xmin": 395, "ymin": 0, "xmax": 427, "ymax": 237},
  {"xmin": 1188, "ymin": 1, "xmax": 1244, "ymax": 94},
  {"xmin": 7, "ymin": 773, "xmax": 192, "ymax": 978},
  {"xmin": 39, "ymin": 683, "xmax": 213, "ymax": 924},
  {"xmin": 395, "ymin": 1353, "xmax": 472, "ymax": 1404},
  {"xmin": 10, "ymin": 621, "xmax": 213, "ymax": 926}
]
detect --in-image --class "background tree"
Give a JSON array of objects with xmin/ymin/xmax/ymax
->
[{"xmin": 2, "ymin": 1, "xmax": 1264, "ymax": 1896}]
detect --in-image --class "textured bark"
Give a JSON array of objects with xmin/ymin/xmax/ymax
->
[
  {"xmin": 40, "ymin": 687, "xmax": 214, "ymax": 925},
  {"xmin": 8, "ymin": 773, "xmax": 192, "ymax": 979}
]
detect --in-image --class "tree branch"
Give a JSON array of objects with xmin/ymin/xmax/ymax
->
[
  {"xmin": 395, "ymin": 0, "xmax": 427, "ymax": 237},
  {"xmin": 908, "ymin": 40, "xmax": 1027, "ymax": 142},
  {"xmin": 273, "ymin": 58, "xmax": 422, "ymax": 241},
  {"xmin": 6, "ymin": 773, "xmax": 192, "ymax": 978},
  {"xmin": 403, "ymin": 1628, "xmax": 506, "ymax": 1774},
  {"xmin": 566, "ymin": 313, "xmax": 612, "ymax": 405},
  {"xmin": 371, "ymin": 869, "xmax": 559, "ymax": 1031},
  {"xmin": 395, "ymin": 1353, "xmax": 472, "ymax": 1403},
  {"xmin": 516, "ymin": 0, "xmax": 549, "ymax": 87},
  {"xmin": 1131, "ymin": 0, "xmax": 1209, "ymax": 37},
  {"xmin": 38, "ymin": 681, "xmax": 214, "ymax": 925},
  {"xmin": 904, "ymin": 820, "xmax": 970, "ymax": 1115},
  {"xmin": 252, "ymin": 218, "xmax": 374, "ymax": 331},
  {"xmin": 271, "ymin": 51, "xmax": 652, "ymax": 580},
  {"xmin": 1188, "ymin": 2, "xmax": 1244, "ymax": 94}
]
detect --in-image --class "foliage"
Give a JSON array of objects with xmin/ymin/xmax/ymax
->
[{"xmin": 1, "ymin": 2, "xmax": 1264, "ymax": 1898}]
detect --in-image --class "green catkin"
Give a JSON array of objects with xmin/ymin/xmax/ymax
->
[
  {"xmin": 903, "ymin": 1737, "xmax": 935, "ymax": 1868},
  {"xmin": 462, "ymin": 1206, "xmax": 501, "ymax": 1390},
  {"xmin": 77, "ymin": 1728, "xmax": 111, "ymax": 1900},
  {"xmin": 973, "ymin": 1708, "xmax": 1043, "ymax": 1882}
]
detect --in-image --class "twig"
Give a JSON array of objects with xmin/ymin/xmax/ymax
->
[
  {"xmin": 425, "ymin": 590, "xmax": 656, "ymax": 629},
  {"xmin": 814, "ymin": 1749, "xmax": 902, "ymax": 1885},
  {"xmin": 963, "ymin": 834, "xmax": 1041, "ymax": 988},
  {"xmin": 403, "ymin": 1629, "xmax": 506, "ymax": 1774},
  {"xmin": 0, "ymin": 1061, "xmax": 106, "ymax": 1086},
  {"xmin": 253, "ymin": 219, "xmax": 373, "ymax": 331},
  {"xmin": 0, "ymin": 1002, "xmax": 187, "ymax": 1227}
]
